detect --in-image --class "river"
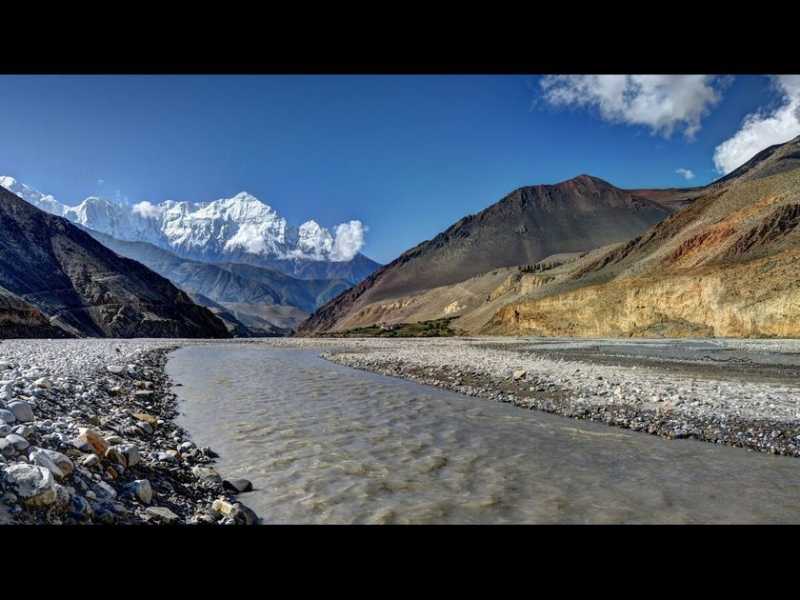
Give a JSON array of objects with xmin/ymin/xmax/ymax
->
[{"xmin": 169, "ymin": 344, "xmax": 800, "ymax": 524}]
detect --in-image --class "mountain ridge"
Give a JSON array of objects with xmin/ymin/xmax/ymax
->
[
  {"xmin": 298, "ymin": 174, "xmax": 702, "ymax": 335},
  {"xmin": 0, "ymin": 186, "xmax": 230, "ymax": 339},
  {"xmin": 0, "ymin": 176, "xmax": 380, "ymax": 283}
]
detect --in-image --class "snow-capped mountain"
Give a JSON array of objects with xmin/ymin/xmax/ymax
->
[{"xmin": 0, "ymin": 176, "xmax": 368, "ymax": 264}]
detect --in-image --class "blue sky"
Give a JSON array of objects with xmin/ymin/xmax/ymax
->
[{"xmin": 1, "ymin": 75, "xmax": 798, "ymax": 264}]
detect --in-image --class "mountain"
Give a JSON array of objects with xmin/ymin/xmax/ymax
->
[
  {"xmin": 0, "ymin": 186, "xmax": 230, "ymax": 339},
  {"xmin": 298, "ymin": 175, "xmax": 699, "ymax": 335},
  {"xmin": 479, "ymin": 135, "xmax": 800, "ymax": 337},
  {"xmin": 0, "ymin": 177, "xmax": 380, "ymax": 284},
  {"xmin": 82, "ymin": 229, "xmax": 351, "ymax": 332}
]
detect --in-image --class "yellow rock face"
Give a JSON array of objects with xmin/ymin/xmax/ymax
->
[{"xmin": 488, "ymin": 251, "xmax": 800, "ymax": 338}]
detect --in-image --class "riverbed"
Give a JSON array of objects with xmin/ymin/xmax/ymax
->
[{"xmin": 169, "ymin": 343, "xmax": 800, "ymax": 524}]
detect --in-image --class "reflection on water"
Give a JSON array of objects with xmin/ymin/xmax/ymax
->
[{"xmin": 169, "ymin": 345, "xmax": 800, "ymax": 524}]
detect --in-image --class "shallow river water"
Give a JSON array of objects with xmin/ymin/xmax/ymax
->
[{"xmin": 169, "ymin": 345, "xmax": 800, "ymax": 524}]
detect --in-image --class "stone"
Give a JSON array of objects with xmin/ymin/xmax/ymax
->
[
  {"xmin": 146, "ymin": 506, "xmax": 180, "ymax": 524},
  {"xmin": 0, "ymin": 438, "xmax": 15, "ymax": 457},
  {"xmin": 30, "ymin": 448, "xmax": 69, "ymax": 479},
  {"xmin": 212, "ymin": 500, "xmax": 258, "ymax": 525},
  {"xmin": 223, "ymin": 478, "xmax": 253, "ymax": 494},
  {"xmin": 0, "ymin": 361, "xmax": 13, "ymax": 371},
  {"xmin": 106, "ymin": 443, "xmax": 140, "ymax": 468},
  {"xmin": 81, "ymin": 454, "xmax": 100, "ymax": 468},
  {"xmin": 0, "ymin": 409, "xmax": 16, "ymax": 425},
  {"xmin": 192, "ymin": 465, "xmax": 222, "ymax": 484},
  {"xmin": 211, "ymin": 498, "xmax": 236, "ymax": 517},
  {"xmin": 7, "ymin": 401, "xmax": 34, "ymax": 423},
  {"xmin": 512, "ymin": 369, "xmax": 527, "ymax": 381},
  {"xmin": 73, "ymin": 428, "xmax": 109, "ymax": 456},
  {"xmin": 70, "ymin": 495, "xmax": 94, "ymax": 520},
  {"xmin": 136, "ymin": 421, "xmax": 154, "ymax": 435},
  {"xmin": 95, "ymin": 481, "xmax": 117, "ymax": 500},
  {"xmin": 5, "ymin": 433, "xmax": 29, "ymax": 451},
  {"xmin": 129, "ymin": 479, "xmax": 153, "ymax": 504},
  {"xmin": 106, "ymin": 365, "xmax": 126, "ymax": 376},
  {"xmin": 4, "ymin": 463, "xmax": 58, "ymax": 507},
  {"xmin": 231, "ymin": 503, "xmax": 259, "ymax": 525}
]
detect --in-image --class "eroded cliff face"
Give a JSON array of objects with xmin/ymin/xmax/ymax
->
[{"xmin": 487, "ymin": 250, "xmax": 800, "ymax": 338}]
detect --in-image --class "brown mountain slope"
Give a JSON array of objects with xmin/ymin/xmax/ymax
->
[
  {"xmin": 298, "ymin": 175, "xmax": 699, "ymax": 335},
  {"xmin": 486, "ymin": 135, "xmax": 800, "ymax": 338},
  {"xmin": 0, "ymin": 287, "xmax": 71, "ymax": 338},
  {"xmin": 0, "ymin": 186, "xmax": 230, "ymax": 339}
]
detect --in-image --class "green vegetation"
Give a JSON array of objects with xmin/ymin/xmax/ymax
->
[{"xmin": 322, "ymin": 317, "xmax": 461, "ymax": 338}]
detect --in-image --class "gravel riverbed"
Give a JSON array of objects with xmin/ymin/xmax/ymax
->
[
  {"xmin": 270, "ymin": 337, "xmax": 800, "ymax": 457},
  {"xmin": 5, "ymin": 335, "xmax": 800, "ymax": 524},
  {"xmin": 0, "ymin": 339, "xmax": 257, "ymax": 525}
]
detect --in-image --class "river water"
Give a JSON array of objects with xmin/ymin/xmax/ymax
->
[{"xmin": 169, "ymin": 344, "xmax": 800, "ymax": 524}]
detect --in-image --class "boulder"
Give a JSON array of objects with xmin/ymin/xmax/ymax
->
[
  {"xmin": 4, "ymin": 463, "xmax": 59, "ymax": 507},
  {"xmin": 30, "ymin": 448, "xmax": 74, "ymax": 480},
  {"xmin": 105, "ymin": 443, "xmax": 140, "ymax": 468},
  {"xmin": 5, "ymin": 433, "xmax": 29, "ymax": 451},
  {"xmin": 7, "ymin": 401, "xmax": 34, "ymax": 423},
  {"xmin": 192, "ymin": 465, "xmax": 222, "ymax": 484},
  {"xmin": 223, "ymin": 479, "xmax": 254, "ymax": 494}
]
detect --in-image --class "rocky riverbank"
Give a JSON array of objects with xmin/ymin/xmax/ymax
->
[
  {"xmin": 263, "ymin": 337, "xmax": 800, "ymax": 458},
  {"xmin": 0, "ymin": 340, "xmax": 258, "ymax": 525}
]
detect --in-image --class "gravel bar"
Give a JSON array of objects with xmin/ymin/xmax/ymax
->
[
  {"xmin": 0, "ymin": 339, "xmax": 258, "ymax": 525},
  {"xmin": 268, "ymin": 337, "xmax": 800, "ymax": 458}
]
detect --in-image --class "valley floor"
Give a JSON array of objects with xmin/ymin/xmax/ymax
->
[
  {"xmin": 4, "ymin": 335, "xmax": 800, "ymax": 524},
  {"xmin": 269, "ymin": 336, "xmax": 800, "ymax": 456}
]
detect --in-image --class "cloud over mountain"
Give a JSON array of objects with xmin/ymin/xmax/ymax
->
[
  {"xmin": 540, "ymin": 75, "xmax": 724, "ymax": 139},
  {"xmin": 713, "ymin": 75, "xmax": 800, "ymax": 174}
]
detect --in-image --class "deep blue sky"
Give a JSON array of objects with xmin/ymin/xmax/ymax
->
[{"xmin": 0, "ymin": 75, "xmax": 784, "ymax": 263}]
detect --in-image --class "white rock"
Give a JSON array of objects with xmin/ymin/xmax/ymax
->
[
  {"xmin": 5, "ymin": 433, "xmax": 29, "ymax": 451},
  {"xmin": 4, "ymin": 463, "xmax": 58, "ymax": 507},
  {"xmin": 30, "ymin": 448, "xmax": 74, "ymax": 480}
]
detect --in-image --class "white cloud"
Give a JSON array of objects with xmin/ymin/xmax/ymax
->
[
  {"xmin": 675, "ymin": 168, "xmax": 695, "ymax": 180},
  {"xmin": 713, "ymin": 75, "xmax": 800, "ymax": 174},
  {"xmin": 540, "ymin": 75, "xmax": 725, "ymax": 139},
  {"xmin": 131, "ymin": 200, "xmax": 164, "ymax": 219},
  {"xmin": 329, "ymin": 220, "xmax": 366, "ymax": 262}
]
